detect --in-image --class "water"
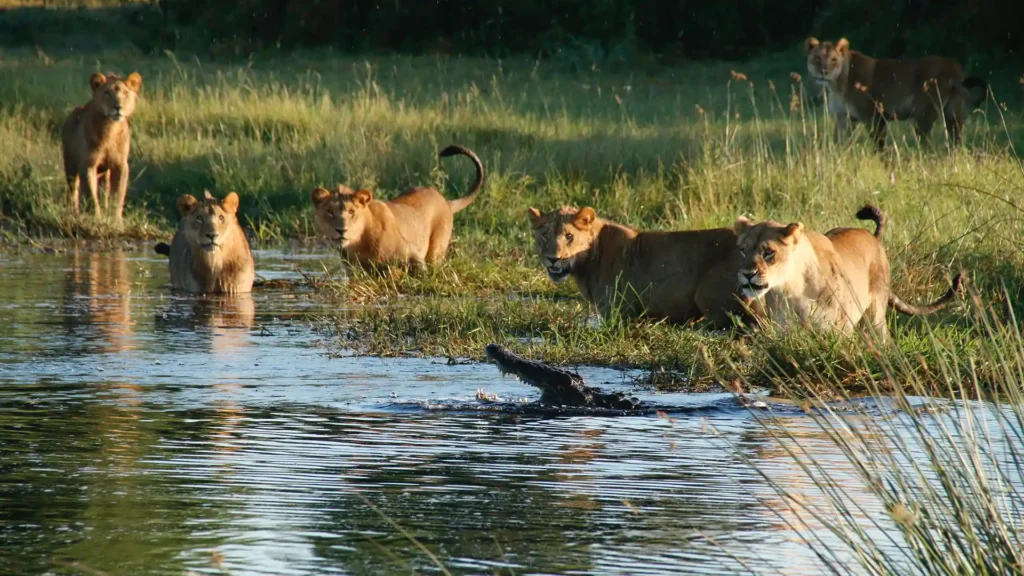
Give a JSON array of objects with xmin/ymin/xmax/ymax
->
[{"xmin": 0, "ymin": 247, "xmax": 1014, "ymax": 575}]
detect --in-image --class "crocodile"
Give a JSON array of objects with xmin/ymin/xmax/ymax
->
[
  {"xmin": 484, "ymin": 343, "xmax": 644, "ymax": 410},
  {"xmin": 484, "ymin": 343, "xmax": 773, "ymax": 413}
]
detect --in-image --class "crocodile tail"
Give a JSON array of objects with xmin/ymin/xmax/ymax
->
[
  {"xmin": 889, "ymin": 273, "xmax": 964, "ymax": 316},
  {"xmin": 439, "ymin": 144, "xmax": 484, "ymax": 214},
  {"xmin": 855, "ymin": 204, "xmax": 886, "ymax": 239}
]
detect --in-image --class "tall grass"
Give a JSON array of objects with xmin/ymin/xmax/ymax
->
[
  {"xmin": 723, "ymin": 292, "xmax": 1024, "ymax": 574},
  {"xmin": 2, "ymin": 47, "xmax": 1024, "ymax": 387}
]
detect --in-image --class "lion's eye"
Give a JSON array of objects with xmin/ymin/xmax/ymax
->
[
  {"xmin": 763, "ymin": 248, "xmax": 775, "ymax": 262},
  {"xmin": 565, "ymin": 233, "xmax": 574, "ymax": 243},
  {"xmin": 347, "ymin": 210, "xmax": 355, "ymax": 216},
  {"xmin": 196, "ymin": 215, "xmax": 204, "ymax": 224},
  {"xmin": 219, "ymin": 215, "xmax": 225, "ymax": 223}
]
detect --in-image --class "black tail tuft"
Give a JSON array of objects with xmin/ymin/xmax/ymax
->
[
  {"xmin": 439, "ymin": 144, "xmax": 485, "ymax": 213},
  {"xmin": 855, "ymin": 205, "xmax": 886, "ymax": 239},
  {"xmin": 154, "ymin": 242, "xmax": 171, "ymax": 256},
  {"xmin": 962, "ymin": 76, "xmax": 988, "ymax": 109}
]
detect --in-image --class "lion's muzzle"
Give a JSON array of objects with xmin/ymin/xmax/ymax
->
[
  {"xmin": 738, "ymin": 269, "xmax": 768, "ymax": 298},
  {"xmin": 544, "ymin": 257, "xmax": 571, "ymax": 283}
]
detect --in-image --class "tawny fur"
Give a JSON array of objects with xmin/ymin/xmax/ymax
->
[
  {"xmin": 528, "ymin": 206, "xmax": 750, "ymax": 328},
  {"xmin": 734, "ymin": 205, "xmax": 963, "ymax": 342},
  {"xmin": 61, "ymin": 72, "xmax": 142, "ymax": 220},
  {"xmin": 805, "ymin": 37, "xmax": 987, "ymax": 149},
  {"xmin": 168, "ymin": 191, "xmax": 255, "ymax": 294},
  {"xmin": 310, "ymin": 144, "xmax": 484, "ymax": 270}
]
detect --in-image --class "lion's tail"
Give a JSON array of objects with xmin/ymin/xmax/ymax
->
[
  {"xmin": 439, "ymin": 144, "xmax": 485, "ymax": 214},
  {"xmin": 962, "ymin": 76, "xmax": 988, "ymax": 109},
  {"xmin": 855, "ymin": 204, "xmax": 886, "ymax": 239},
  {"xmin": 889, "ymin": 273, "xmax": 964, "ymax": 316},
  {"xmin": 154, "ymin": 242, "xmax": 171, "ymax": 256}
]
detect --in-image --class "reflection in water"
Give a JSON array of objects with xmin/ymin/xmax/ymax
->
[{"xmin": 1, "ymin": 249, "xmax": 1019, "ymax": 575}]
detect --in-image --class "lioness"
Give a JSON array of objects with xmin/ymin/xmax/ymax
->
[
  {"xmin": 528, "ymin": 206, "xmax": 749, "ymax": 328},
  {"xmin": 61, "ymin": 72, "xmax": 142, "ymax": 220},
  {"xmin": 734, "ymin": 205, "xmax": 963, "ymax": 341},
  {"xmin": 805, "ymin": 37, "xmax": 987, "ymax": 148},
  {"xmin": 310, "ymin": 144, "xmax": 484, "ymax": 269},
  {"xmin": 159, "ymin": 191, "xmax": 255, "ymax": 294}
]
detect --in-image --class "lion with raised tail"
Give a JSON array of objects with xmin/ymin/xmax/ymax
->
[
  {"xmin": 155, "ymin": 191, "xmax": 255, "ymax": 294},
  {"xmin": 805, "ymin": 37, "xmax": 987, "ymax": 148},
  {"xmin": 61, "ymin": 72, "xmax": 142, "ymax": 220},
  {"xmin": 734, "ymin": 204, "xmax": 963, "ymax": 341},
  {"xmin": 311, "ymin": 144, "xmax": 485, "ymax": 270}
]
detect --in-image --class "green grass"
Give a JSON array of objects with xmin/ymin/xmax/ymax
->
[
  {"xmin": 722, "ymin": 299, "xmax": 1024, "ymax": 574},
  {"xmin": 2, "ymin": 46, "xmax": 1024, "ymax": 391}
]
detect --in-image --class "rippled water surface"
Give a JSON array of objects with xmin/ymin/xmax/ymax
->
[{"xmin": 3, "ymin": 246, "xmax": 1006, "ymax": 575}]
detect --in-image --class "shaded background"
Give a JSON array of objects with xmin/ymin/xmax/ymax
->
[{"xmin": 0, "ymin": 0, "xmax": 1020, "ymax": 66}]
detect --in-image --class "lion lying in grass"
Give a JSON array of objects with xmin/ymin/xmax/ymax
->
[
  {"xmin": 528, "ymin": 205, "xmax": 749, "ymax": 328},
  {"xmin": 61, "ymin": 72, "xmax": 142, "ymax": 220},
  {"xmin": 311, "ymin": 144, "xmax": 484, "ymax": 270},
  {"xmin": 734, "ymin": 204, "xmax": 963, "ymax": 341}
]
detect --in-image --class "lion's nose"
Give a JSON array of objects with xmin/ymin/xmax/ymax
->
[
  {"xmin": 742, "ymin": 271, "xmax": 757, "ymax": 281},
  {"xmin": 206, "ymin": 233, "xmax": 217, "ymax": 241}
]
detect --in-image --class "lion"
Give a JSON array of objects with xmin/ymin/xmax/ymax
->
[
  {"xmin": 156, "ymin": 191, "xmax": 255, "ymax": 294},
  {"xmin": 734, "ymin": 205, "xmax": 963, "ymax": 341},
  {"xmin": 61, "ymin": 72, "xmax": 143, "ymax": 220},
  {"xmin": 527, "ymin": 206, "xmax": 750, "ymax": 328},
  {"xmin": 310, "ymin": 144, "xmax": 484, "ymax": 270},
  {"xmin": 805, "ymin": 37, "xmax": 987, "ymax": 148}
]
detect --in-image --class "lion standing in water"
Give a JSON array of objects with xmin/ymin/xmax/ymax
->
[
  {"xmin": 528, "ymin": 206, "xmax": 749, "ymax": 328},
  {"xmin": 61, "ymin": 72, "xmax": 142, "ymax": 220},
  {"xmin": 161, "ymin": 191, "xmax": 255, "ymax": 294}
]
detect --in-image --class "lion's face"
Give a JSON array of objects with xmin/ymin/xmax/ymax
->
[
  {"xmin": 804, "ymin": 37, "xmax": 848, "ymax": 87},
  {"xmin": 89, "ymin": 72, "xmax": 142, "ymax": 122},
  {"xmin": 527, "ymin": 206, "xmax": 599, "ymax": 282},
  {"xmin": 310, "ymin": 186, "xmax": 371, "ymax": 247},
  {"xmin": 177, "ymin": 191, "xmax": 244, "ymax": 253},
  {"xmin": 734, "ymin": 217, "xmax": 805, "ymax": 299}
]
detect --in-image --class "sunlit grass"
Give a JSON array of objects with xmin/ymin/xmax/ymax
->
[{"xmin": 719, "ymin": 292, "xmax": 1024, "ymax": 574}]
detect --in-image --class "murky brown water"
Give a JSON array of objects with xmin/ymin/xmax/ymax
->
[{"xmin": 2, "ymin": 247, "xmax": 1014, "ymax": 575}]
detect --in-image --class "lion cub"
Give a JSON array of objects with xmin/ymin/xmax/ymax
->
[
  {"xmin": 311, "ymin": 144, "xmax": 484, "ymax": 270},
  {"xmin": 805, "ymin": 37, "xmax": 987, "ymax": 148},
  {"xmin": 528, "ymin": 206, "xmax": 749, "ymax": 328},
  {"xmin": 160, "ymin": 191, "xmax": 255, "ymax": 294},
  {"xmin": 61, "ymin": 72, "xmax": 142, "ymax": 220},
  {"xmin": 734, "ymin": 205, "xmax": 962, "ymax": 341}
]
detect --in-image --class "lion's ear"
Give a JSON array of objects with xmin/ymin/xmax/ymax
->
[
  {"xmin": 574, "ymin": 207, "xmax": 597, "ymax": 229},
  {"xmin": 311, "ymin": 187, "xmax": 332, "ymax": 206},
  {"xmin": 125, "ymin": 72, "xmax": 142, "ymax": 93},
  {"xmin": 177, "ymin": 194, "xmax": 198, "ymax": 216},
  {"xmin": 734, "ymin": 216, "xmax": 753, "ymax": 236},
  {"xmin": 527, "ymin": 207, "xmax": 543, "ymax": 227},
  {"xmin": 804, "ymin": 37, "xmax": 820, "ymax": 53},
  {"xmin": 89, "ymin": 73, "xmax": 107, "ymax": 92},
  {"xmin": 782, "ymin": 222, "xmax": 804, "ymax": 243},
  {"xmin": 221, "ymin": 192, "xmax": 240, "ymax": 214},
  {"xmin": 836, "ymin": 38, "xmax": 850, "ymax": 55},
  {"xmin": 355, "ymin": 189, "xmax": 373, "ymax": 206},
  {"xmin": 204, "ymin": 190, "xmax": 216, "ymax": 200}
]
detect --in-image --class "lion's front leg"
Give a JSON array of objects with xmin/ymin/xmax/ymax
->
[
  {"xmin": 110, "ymin": 163, "xmax": 130, "ymax": 222},
  {"xmin": 82, "ymin": 165, "xmax": 101, "ymax": 218}
]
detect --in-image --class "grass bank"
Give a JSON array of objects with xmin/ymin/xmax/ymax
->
[{"xmin": 2, "ymin": 46, "xmax": 1023, "ymax": 390}]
